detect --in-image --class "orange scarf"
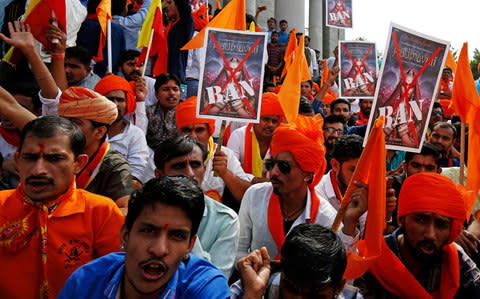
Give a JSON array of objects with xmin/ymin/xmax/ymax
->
[
  {"xmin": 356, "ymin": 110, "xmax": 369, "ymax": 125},
  {"xmin": 439, "ymin": 78, "xmax": 452, "ymax": 93},
  {"xmin": 267, "ymin": 187, "xmax": 320, "ymax": 260},
  {"xmin": 243, "ymin": 124, "xmax": 263, "ymax": 177},
  {"xmin": 330, "ymin": 170, "xmax": 343, "ymax": 204},
  {"xmin": 0, "ymin": 179, "xmax": 76, "ymax": 298},
  {"xmin": 369, "ymin": 238, "xmax": 460, "ymax": 299},
  {"xmin": 76, "ymin": 142, "xmax": 110, "ymax": 189},
  {"xmin": 0, "ymin": 125, "xmax": 20, "ymax": 147}
]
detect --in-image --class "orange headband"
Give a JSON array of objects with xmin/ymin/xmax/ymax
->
[{"xmin": 175, "ymin": 96, "xmax": 216, "ymax": 136}]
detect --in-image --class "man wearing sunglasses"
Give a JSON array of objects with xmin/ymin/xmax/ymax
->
[
  {"xmin": 236, "ymin": 115, "xmax": 366, "ymax": 263},
  {"xmin": 323, "ymin": 114, "xmax": 346, "ymax": 174}
]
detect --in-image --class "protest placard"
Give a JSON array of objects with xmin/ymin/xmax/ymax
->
[
  {"xmin": 365, "ymin": 23, "xmax": 449, "ymax": 153},
  {"xmin": 326, "ymin": 0, "xmax": 353, "ymax": 29},
  {"xmin": 339, "ymin": 41, "xmax": 377, "ymax": 98},
  {"xmin": 197, "ymin": 27, "xmax": 268, "ymax": 123}
]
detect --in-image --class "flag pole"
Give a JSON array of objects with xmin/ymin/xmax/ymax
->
[
  {"xmin": 459, "ymin": 122, "xmax": 466, "ymax": 186},
  {"xmin": 51, "ymin": 11, "xmax": 59, "ymax": 44},
  {"xmin": 107, "ymin": 19, "xmax": 112, "ymax": 73},
  {"xmin": 213, "ymin": 120, "xmax": 227, "ymax": 177},
  {"xmin": 141, "ymin": 30, "xmax": 155, "ymax": 77}
]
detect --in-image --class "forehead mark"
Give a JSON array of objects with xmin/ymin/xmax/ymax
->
[
  {"xmin": 39, "ymin": 144, "xmax": 45, "ymax": 153},
  {"xmin": 163, "ymin": 223, "xmax": 169, "ymax": 230}
]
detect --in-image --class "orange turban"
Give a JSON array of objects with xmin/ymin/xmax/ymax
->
[
  {"xmin": 398, "ymin": 172, "xmax": 465, "ymax": 244},
  {"xmin": 322, "ymin": 89, "xmax": 337, "ymax": 105},
  {"xmin": 312, "ymin": 82, "xmax": 320, "ymax": 93},
  {"xmin": 58, "ymin": 87, "xmax": 118, "ymax": 125},
  {"xmin": 175, "ymin": 96, "xmax": 216, "ymax": 136},
  {"xmin": 94, "ymin": 75, "xmax": 137, "ymax": 115},
  {"xmin": 270, "ymin": 114, "xmax": 326, "ymax": 186},
  {"xmin": 260, "ymin": 92, "xmax": 284, "ymax": 121}
]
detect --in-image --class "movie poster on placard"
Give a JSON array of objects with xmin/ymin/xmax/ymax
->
[
  {"xmin": 197, "ymin": 27, "xmax": 268, "ymax": 123},
  {"xmin": 364, "ymin": 23, "xmax": 449, "ymax": 153},
  {"xmin": 326, "ymin": 0, "xmax": 353, "ymax": 29},
  {"xmin": 339, "ymin": 41, "xmax": 377, "ymax": 98}
]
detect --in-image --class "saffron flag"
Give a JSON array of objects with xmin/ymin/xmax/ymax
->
[
  {"xmin": 94, "ymin": 0, "xmax": 111, "ymax": 62},
  {"xmin": 445, "ymin": 49, "xmax": 457, "ymax": 74},
  {"xmin": 24, "ymin": 0, "xmax": 66, "ymax": 49},
  {"xmin": 216, "ymin": 0, "xmax": 222, "ymax": 10},
  {"xmin": 181, "ymin": 0, "xmax": 245, "ymax": 50},
  {"xmin": 137, "ymin": 0, "xmax": 167, "ymax": 76},
  {"xmin": 278, "ymin": 35, "xmax": 308, "ymax": 123},
  {"xmin": 341, "ymin": 116, "xmax": 387, "ymax": 280},
  {"xmin": 450, "ymin": 43, "xmax": 480, "ymax": 220},
  {"xmin": 321, "ymin": 59, "xmax": 329, "ymax": 87},
  {"xmin": 281, "ymin": 27, "xmax": 296, "ymax": 79},
  {"xmin": 299, "ymin": 35, "xmax": 312, "ymax": 82}
]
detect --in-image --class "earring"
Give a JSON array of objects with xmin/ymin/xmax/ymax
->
[
  {"xmin": 120, "ymin": 243, "xmax": 125, "ymax": 250},
  {"xmin": 303, "ymin": 177, "xmax": 308, "ymax": 182}
]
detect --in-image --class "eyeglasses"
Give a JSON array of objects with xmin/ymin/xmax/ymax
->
[
  {"xmin": 431, "ymin": 111, "xmax": 443, "ymax": 116},
  {"xmin": 106, "ymin": 96, "xmax": 126, "ymax": 102},
  {"xmin": 324, "ymin": 127, "xmax": 344, "ymax": 136},
  {"xmin": 265, "ymin": 158, "xmax": 295, "ymax": 175}
]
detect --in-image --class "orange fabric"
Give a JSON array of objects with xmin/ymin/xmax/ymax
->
[
  {"xmin": 260, "ymin": 92, "xmax": 285, "ymax": 120},
  {"xmin": 175, "ymin": 96, "xmax": 216, "ymax": 136},
  {"xmin": 94, "ymin": 0, "xmax": 112, "ymax": 62},
  {"xmin": 58, "ymin": 87, "xmax": 118, "ymax": 125},
  {"xmin": 355, "ymin": 110, "xmax": 369, "ymax": 125},
  {"xmin": 215, "ymin": 0, "xmax": 221, "ymax": 10},
  {"xmin": 322, "ymin": 89, "xmax": 336, "ymax": 104},
  {"xmin": 399, "ymin": 172, "xmax": 465, "ymax": 243},
  {"xmin": 343, "ymin": 117, "xmax": 386, "ymax": 279},
  {"xmin": 0, "ymin": 181, "xmax": 124, "ymax": 298},
  {"xmin": 368, "ymin": 238, "xmax": 459, "ymax": 299},
  {"xmin": 281, "ymin": 28, "xmax": 296, "ymax": 79},
  {"xmin": 24, "ymin": 0, "xmax": 66, "ymax": 50},
  {"xmin": 94, "ymin": 75, "xmax": 137, "ymax": 115},
  {"xmin": 0, "ymin": 125, "xmax": 19, "ymax": 147},
  {"xmin": 222, "ymin": 123, "xmax": 232, "ymax": 146},
  {"xmin": 445, "ymin": 50, "xmax": 457, "ymax": 74},
  {"xmin": 299, "ymin": 35, "xmax": 311, "ymax": 82},
  {"xmin": 438, "ymin": 99, "xmax": 454, "ymax": 118},
  {"xmin": 76, "ymin": 142, "xmax": 110, "ymax": 189},
  {"xmin": 243, "ymin": 123, "xmax": 257, "ymax": 175},
  {"xmin": 192, "ymin": 5, "xmax": 209, "ymax": 31},
  {"xmin": 321, "ymin": 59, "xmax": 329, "ymax": 87},
  {"xmin": 270, "ymin": 114, "xmax": 326, "ymax": 186},
  {"xmin": 312, "ymin": 82, "xmax": 319, "ymax": 93},
  {"xmin": 182, "ymin": 0, "xmax": 245, "ymax": 50},
  {"xmin": 278, "ymin": 33, "xmax": 307, "ymax": 123},
  {"xmin": 268, "ymin": 189, "xmax": 320, "ymax": 260},
  {"xmin": 273, "ymin": 84, "xmax": 282, "ymax": 94},
  {"xmin": 451, "ymin": 43, "xmax": 480, "ymax": 220}
]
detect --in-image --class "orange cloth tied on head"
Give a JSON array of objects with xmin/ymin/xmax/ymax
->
[
  {"xmin": 94, "ymin": 74, "xmax": 137, "ymax": 115},
  {"xmin": 398, "ymin": 172, "xmax": 465, "ymax": 244},
  {"xmin": 312, "ymin": 82, "xmax": 320, "ymax": 93},
  {"xmin": 270, "ymin": 114, "xmax": 326, "ymax": 186},
  {"xmin": 58, "ymin": 87, "xmax": 118, "ymax": 125},
  {"xmin": 260, "ymin": 92, "xmax": 284, "ymax": 122},
  {"xmin": 175, "ymin": 96, "xmax": 216, "ymax": 136}
]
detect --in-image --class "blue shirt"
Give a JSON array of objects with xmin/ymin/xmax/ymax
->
[
  {"xmin": 112, "ymin": 0, "xmax": 152, "ymax": 50},
  {"xmin": 277, "ymin": 31, "xmax": 289, "ymax": 45},
  {"xmin": 58, "ymin": 252, "xmax": 230, "ymax": 299}
]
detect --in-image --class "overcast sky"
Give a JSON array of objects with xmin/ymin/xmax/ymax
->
[{"xmin": 344, "ymin": 0, "xmax": 479, "ymax": 58}]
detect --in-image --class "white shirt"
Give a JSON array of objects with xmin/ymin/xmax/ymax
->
[
  {"xmin": 185, "ymin": 32, "xmax": 205, "ymax": 80},
  {"xmin": 0, "ymin": 135, "xmax": 17, "ymax": 161},
  {"xmin": 236, "ymin": 182, "xmax": 357, "ymax": 263},
  {"xmin": 107, "ymin": 121, "xmax": 150, "ymax": 183}
]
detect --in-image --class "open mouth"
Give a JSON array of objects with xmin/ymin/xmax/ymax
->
[
  {"xmin": 142, "ymin": 262, "xmax": 167, "ymax": 281},
  {"xmin": 419, "ymin": 243, "xmax": 435, "ymax": 255}
]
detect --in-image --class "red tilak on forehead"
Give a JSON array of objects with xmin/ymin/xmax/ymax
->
[
  {"xmin": 39, "ymin": 144, "xmax": 45, "ymax": 153},
  {"xmin": 163, "ymin": 223, "xmax": 169, "ymax": 230}
]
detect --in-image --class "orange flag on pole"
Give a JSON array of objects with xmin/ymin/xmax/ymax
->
[
  {"xmin": 450, "ymin": 43, "xmax": 480, "ymax": 220},
  {"xmin": 278, "ymin": 35, "xmax": 308, "ymax": 123},
  {"xmin": 340, "ymin": 117, "xmax": 387, "ymax": 280},
  {"xmin": 299, "ymin": 35, "xmax": 312, "ymax": 82},
  {"xmin": 445, "ymin": 49, "xmax": 457, "ymax": 74},
  {"xmin": 216, "ymin": 0, "xmax": 222, "ymax": 10},
  {"xmin": 24, "ymin": 0, "xmax": 66, "ymax": 49},
  {"xmin": 94, "ymin": 0, "xmax": 111, "ymax": 62},
  {"xmin": 281, "ymin": 28, "xmax": 296, "ymax": 79},
  {"xmin": 181, "ymin": 0, "xmax": 245, "ymax": 50}
]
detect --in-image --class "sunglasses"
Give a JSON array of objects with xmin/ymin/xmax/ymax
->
[
  {"xmin": 265, "ymin": 158, "xmax": 295, "ymax": 175},
  {"xmin": 324, "ymin": 127, "xmax": 344, "ymax": 135}
]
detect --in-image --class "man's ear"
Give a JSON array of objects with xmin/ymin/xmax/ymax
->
[
  {"xmin": 187, "ymin": 235, "xmax": 197, "ymax": 253},
  {"xmin": 74, "ymin": 154, "xmax": 89, "ymax": 173},
  {"xmin": 437, "ymin": 167, "xmax": 442, "ymax": 174},
  {"xmin": 398, "ymin": 216, "xmax": 405, "ymax": 228},
  {"xmin": 331, "ymin": 158, "xmax": 340, "ymax": 174},
  {"xmin": 154, "ymin": 168, "xmax": 164, "ymax": 178},
  {"xmin": 86, "ymin": 65, "xmax": 93, "ymax": 73},
  {"xmin": 120, "ymin": 224, "xmax": 129, "ymax": 250},
  {"xmin": 94, "ymin": 126, "xmax": 108, "ymax": 141}
]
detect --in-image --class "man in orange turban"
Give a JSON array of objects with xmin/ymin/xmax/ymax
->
[
  {"xmin": 58, "ymin": 86, "xmax": 133, "ymax": 209},
  {"xmin": 227, "ymin": 92, "xmax": 284, "ymax": 179},
  {"xmin": 236, "ymin": 115, "xmax": 367, "ymax": 262},
  {"xmin": 175, "ymin": 96, "xmax": 252, "ymax": 204},
  {"xmin": 94, "ymin": 75, "xmax": 150, "ymax": 185},
  {"xmin": 356, "ymin": 173, "xmax": 480, "ymax": 298}
]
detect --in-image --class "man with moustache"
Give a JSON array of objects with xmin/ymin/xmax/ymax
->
[
  {"xmin": 236, "ymin": 115, "xmax": 367, "ymax": 263},
  {"xmin": 0, "ymin": 116, "xmax": 124, "ymax": 298},
  {"xmin": 355, "ymin": 98, "xmax": 372, "ymax": 125},
  {"xmin": 355, "ymin": 173, "xmax": 480, "ymax": 298},
  {"xmin": 64, "ymin": 46, "xmax": 101, "ymax": 90},
  {"xmin": 58, "ymin": 176, "xmax": 231, "ymax": 299},
  {"xmin": 322, "ymin": 115, "xmax": 346, "ymax": 174},
  {"xmin": 429, "ymin": 122, "xmax": 460, "ymax": 167}
]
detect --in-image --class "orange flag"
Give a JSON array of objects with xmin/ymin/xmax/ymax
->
[
  {"xmin": 450, "ymin": 42, "xmax": 480, "ymax": 220},
  {"xmin": 445, "ymin": 49, "xmax": 457, "ymax": 74},
  {"xmin": 94, "ymin": 0, "xmax": 112, "ymax": 62},
  {"xmin": 216, "ymin": 0, "xmax": 222, "ymax": 10},
  {"xmin": 321, "ymin": 59, "xmax": 329, "ymax": 87},
  {"xmin": 278, "ymin": 35, "xmax": 308, "ymax": 123},
  {"xmin": 341, "ymin": 117, "xmax": 386, "ymax": 280},
  {"xmin": 24, "ymin": 0, "xmax": 66, "ymax": 49},
  {"xmin": 182, "ymin": 0, "xmax": 245, "ymax": 50},
  {"xmin": 299, "ymin": 35, "xmax": 312, "ymax": 82},
  {"xmin": 281, "ymin": 28, "xmax": 296, "ymax": 79}
]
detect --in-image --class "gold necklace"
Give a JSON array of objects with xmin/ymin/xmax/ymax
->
[{"xmin": 282, "ymin": 204, "xmax": 306, "ymax": 221}]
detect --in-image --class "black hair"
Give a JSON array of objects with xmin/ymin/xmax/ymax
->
[
  {"xmin": 268, "ymin": 17, "xmax": 277, "ymax": 24},
  {"xmin": 125, "ymin": 176, "xmax": 205, "ymax": 238},
  {"xmin": 117, "ymin": 49, "xmax": 141, "ymax": 69},
  {"xmin": 298, "ymin": 96, "xmax": 314, "ymax": 114},
  {"xmin": 263, "ymin": 82, "xmax": 276, "ymax": 91},
  {"xmin": 279, "ymin": 19, "xmax": 288, "ymax": 25},
  {"xmin": 154, "ymin": 136, "xmax": 207, "ymax": 170},
  {"xmin": 154, "ymin": 73, "xmax": 181, "ymax": 93},
  {"xmin": 432, "ymin": 102, "xmax": 443, "ymax": 113},
  {"xmin": 246, "ymin": 14, "xmax": 255, "ymax": 24},
  {"xmin": 111, "ymin": 0, "xmax": 127, "ymax": 15},
  {"xmin": 281, "ymin": 224, "xmax": 346, "ymax": 288},
  {"xmin": 405, "ymin": 142, "xmax": 442, "ymax": 168},
  {"xmin": 65, "ymin": 46, "xmax": 93, "ymax": 67},
  {"xmin": 7, "ymin": 81, "xmax": 42, "ymax": 112},
  {"xmin": 324, "ymin": 114, "xmax": 346, "ymax": 126},
  {"xmin": 271, "ymin": 31, "xmax": 279, "ymax": 36},
  {"xmin": 87, "ymin": 0, "xmax": 101, "ymax": 15},
  {"xmin": 305, "ymin": 35, "xmax": 311, "ymax": 42},
  {"xmin": 432, "ymin": 121, "xmax": 457, "ymax": 139},
  {"xmin": 332, "ymin": 134, "xmax": 363, "ymax": 163},
  {"xmin": 20, "ymin": 116, "xmax": 86, "ymax": 158},
  {"xmin": 331, "ymin": 98, "xmax": 351, "ymax": 112},
  {"xmin": 302, "ymin": 80, "xmax": 313, "ymax": 88}
]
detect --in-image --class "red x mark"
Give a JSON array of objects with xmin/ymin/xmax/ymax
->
[
  {"xmin": 206, "ymin": 33, "xmax": 262, "ymax": 117},
  {"xmin": 332, "ymin": 0, "xmax": 351, "ymax": 27},
  {"xmin": 342, "ymin": 44, "xmax": 375, "ymax": 93},
  {"xmin": 389, "ymin": 31, "xmax": 442, "ymax": 146}
]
